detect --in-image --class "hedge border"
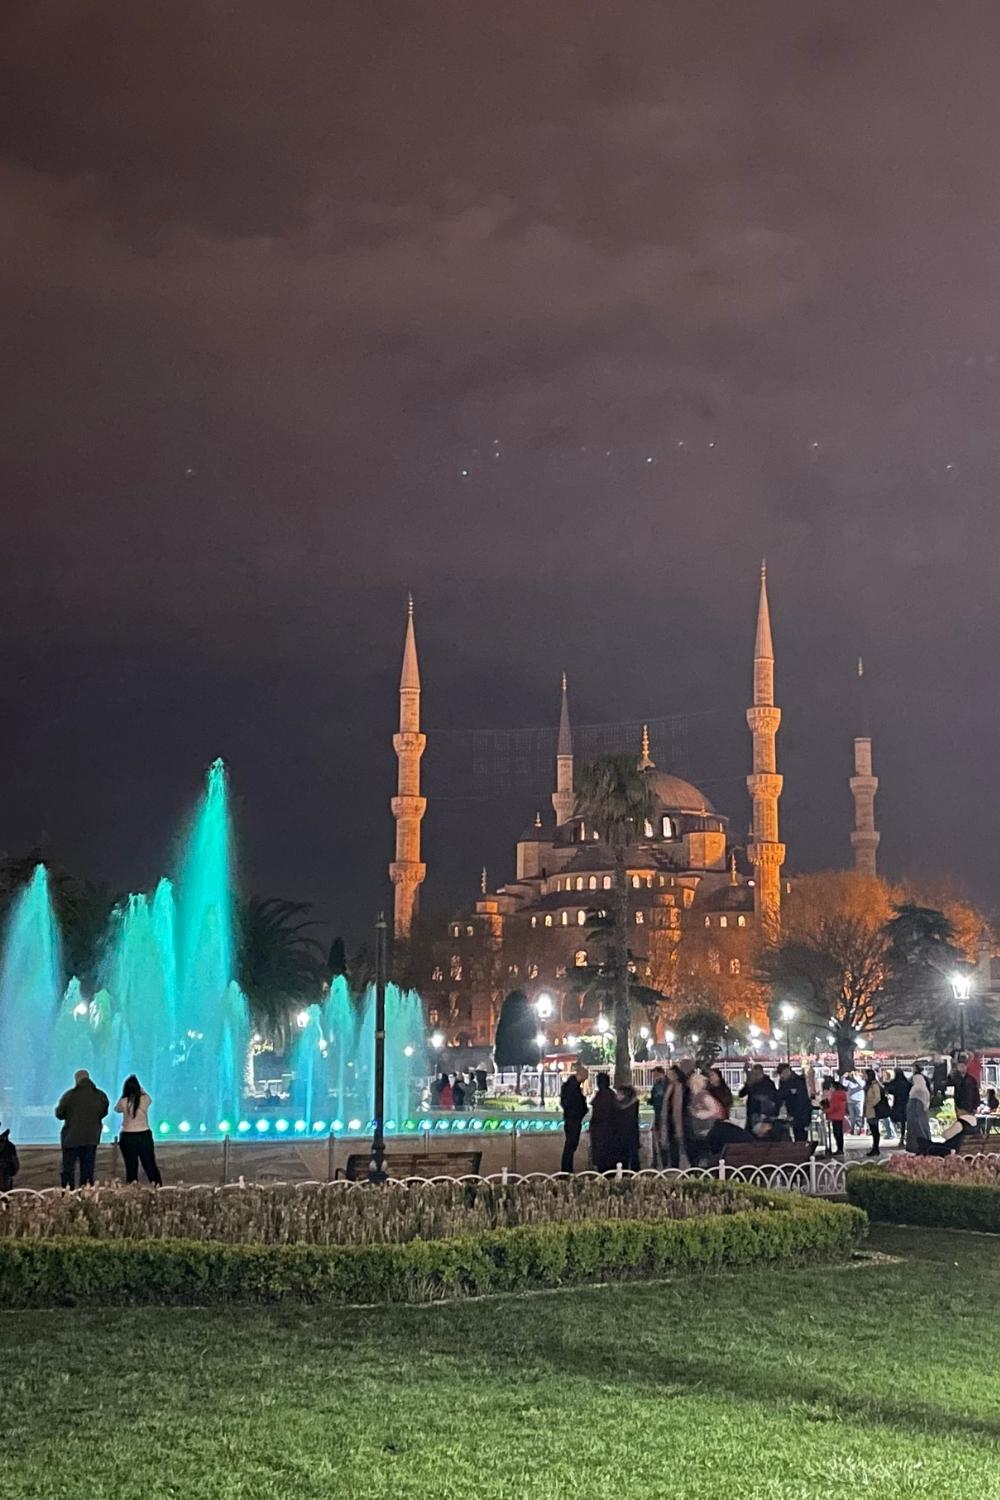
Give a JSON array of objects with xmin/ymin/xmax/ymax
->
[
  {"xmin": 0, "ymin": 1198, "xmax": 865, "ymax": 1307},
  {"xmin": 846, "ymin": 1165, "xmax": 1000, "ymax": 1233}
]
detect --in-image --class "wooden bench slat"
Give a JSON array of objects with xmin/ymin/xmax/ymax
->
[
  {"xmin": 338, "ymin": 1150, "xmax": 482, "ymax": 1182},
  {"xmin": 723, "ymin": 1141, "xmax": 816, "ymax": 1167}
]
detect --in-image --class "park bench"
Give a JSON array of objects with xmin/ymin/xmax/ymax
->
[
  {"xmin": 336, "ymin": 1149, "xmax": 483, "ymax": 1181},
  {"xmin": 956, "ymin": 1130, "xmax": 1000, "ymax": 1157},
  {"xmin": 721, "ymin": 1140, "xmax": 816, "ymax": 1170}
]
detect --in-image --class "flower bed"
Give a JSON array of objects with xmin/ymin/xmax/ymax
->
[
  {"xmin": 847, "ymin": 1156, "xmax": 1000, "ymax": 1232},
  {"xmin": 0, "ymin": 1198, "xmax": 865, "ymax": 1307},
  {"xmin": 0, "ymin": 1175, "xmax": 791, "ymax": 1248}
]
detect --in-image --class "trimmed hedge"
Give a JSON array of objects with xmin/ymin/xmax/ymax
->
[
  {"xmin": 0, "ymin": 1199, "xmax": 865, "ymax": 1307},
  {"xmin": 847, "ymin": 1165, "xmax": 1000, "ymax": 1233}
]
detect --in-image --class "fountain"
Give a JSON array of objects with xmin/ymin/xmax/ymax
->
[{"xmin": 0, "ymin": 761, "xmax": 428, "ymax": 1143}]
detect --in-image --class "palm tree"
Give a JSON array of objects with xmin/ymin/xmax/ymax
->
[
  {"xmin": 574, "ymin": 753, "xmax": 657, "ymax": 1087},
  {"xmin": 235, "ymin": 896, "xmax": 328, "ymax": 1043}
]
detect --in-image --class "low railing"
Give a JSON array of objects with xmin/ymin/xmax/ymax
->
[{"xmin": 0, "ymin": 1159, "xmax": 848, "ymax": 1201}]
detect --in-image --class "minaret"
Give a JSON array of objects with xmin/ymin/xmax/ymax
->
[
  {"xmin": 638, "ymin": 723, "xmax": 655, "ymax": 771},
  {"xmin": 552, "ymin": 672, "xmax": 575, "ymax": 826},
  {"xmin": 746, "ymin": 561, "xmax": 785, "ymax": 926},
  {"xmin": 389, "ymin": 596, "xmax": 426, "ymax": 938},
  {"xmin": 849, "ymin": 656, "xmax": 880, "ymax": 877}
]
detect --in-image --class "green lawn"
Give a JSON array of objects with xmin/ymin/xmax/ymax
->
[{"xmin": 4, "ymin": 1226, "xmax": 998, "ymax": 1499}]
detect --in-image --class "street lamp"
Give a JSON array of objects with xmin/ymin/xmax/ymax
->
[
  {"xmin": 951, "ymin": 972, "xmax": 972, "ymax": 1052},
  {"xmin": 535, "ymin": 1029, "xmax": 547, "ymax": 1105},
  {"xmin": 596, "ymin": 1014, "xmax": 610, "ymax": 1035},
  {"xmin": 779, "ymin": 1002, "xmax": 797, "ymax": 1064},
  {"xmin": 535, "ymin": 992, "xmax": 554, "ymax": 1020},
  {"xmin": 430, "ymin": 1030, "xmax": 445, "ymax": 1050}
]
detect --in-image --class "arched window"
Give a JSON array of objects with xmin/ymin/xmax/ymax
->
[
  {"xmin": 576, "ymin": 876, "xmax": 584, "ymax": 891},
  {"xmin": 719, "ymin": 916, "xmax": 728, "ymax": 929},
  {"xmin": 704, "ymin": 916, "xmax": 711, "ymax": 928},
  {"xmin": 577, "ymin": 909, "xmax": 586, "ymax": 925},
  {"xmin": 662, "ymin": 816, "xmax": 674, "ymax": 839},
  {"xmin": 635, "ymin": 910, "xmax": 645, "ymax": 925},
  {"xmin": 431, "ymin": 966, "xmax": 443, "ymax": 982},
  {"xmin": 531, "ymin": 916, "xmax": 538, "ymax": 929},
  {"xmin": 603, "ymin": 875, "xmax": 612, "ymax": 890},
  {"xmin": 632, "ymin": 874, "xmax": 641, "ymax": 889},
  {"xmin": 737, "ymin": 915, "xmax": 747, "ymax": 928},
  {"xmin": 561, "ymin": 911, "xmax": 569, "ymax": 926},
  {"xmin": 643, "ymin": 818, "xmax": 654, "ymax": 838},
  {"xmin": 578, "ymin": 821, "xmax": 586, "ymax": 841},
  {"xmin": 544, "ymin": 914, "xmax": 553, "ymax": 928},
  {"xmin": 450, "ymin": 955, "xmax": 462, "ymax": 981},
  {"xmin": 528, "ymin": 963, "xmax": 539, "ymax": 979},
  {"xmin": 646, "ymin": 875, "xmax": 653, "ymax": 888},
  {"xmin": 730, "ymin": 958, "xmax": 741, "ymax": 975},
  {"xmin": 708, "ymin": 947, "xmax": 720, "ymax": 974},
  {"xmin": 588, "ymin": 875, "xmax": 597, "ymax": 890},
  {"xmin": 575, "ymin": 948, "xmax": 588, "ymax": 967},
  {"xmin": 452, "ymin": 925, "xmax": 461, "ymax": 938},
  {"xmin": 508, "ymin": 963, "xmax": 519, "ymax": 976},
  {"xmin": 466, "ymin": 924, "xmax": 474, "ymax": 936}
]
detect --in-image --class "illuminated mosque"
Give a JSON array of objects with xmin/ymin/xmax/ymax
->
[{"xmin": 387, "ymin": 570, "xmax": 880, "ymax": 1046}]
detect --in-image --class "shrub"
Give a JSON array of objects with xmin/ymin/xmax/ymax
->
[
  {"xmin": 846, "ymin": 1164, "xmax": 1000, "ymax": 1232},
  {"xmin": 0, "ymin": 1198, "xmax": 865, "ymax": 1307},
  {"xmin": 0, "ymin": 1175, "xmax": 796, "ymax": 1248}
]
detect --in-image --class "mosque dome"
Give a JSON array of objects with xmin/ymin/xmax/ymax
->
[{"xmin": 645, "ymin": 770, "xmax": 715, "ymax": 815}]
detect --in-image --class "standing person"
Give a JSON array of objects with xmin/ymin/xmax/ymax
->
[
  {"xmin": 863, "ymin": 1068, "xmax": 887, "ymax": 1157},
  {"xmin": 55, "ymin": 1069, "xmax": 109, "ymax": 1188},
  {"xmin": 661, "ymin": 1059, "xmax": 696, "ymax": 1169},
  {"xmin": 845, "ymin": 1073, "xmax": 865, "ymax": 1136},
  {"xmin": 451, "ymin": 1073, "xmax": 466, "ymax": 1109},
  {"xmin": 114, "ymin": 1075, "xmax": 162, "ymax": 1186},
  {"xmin": 589, "ymin": 1072, "xmax": 619, "ymax": 1172},
  {"xmin": 952, "ymin": 1055, "xmax": 981, "ymax": 1144},
  {"xmin": 648, "ymin": 1065, "xmax": 668, "ymax": 1166},
  {"xmin": 739, "ymin": 1064, "xmax": 778, "ymax": 1134},
  {"xmin": 885, "ymin": 1068, "xmax": 910, "ymax": 1148},
  {"xmin": 906, "ymin": 1063, "xmax": 932, "ymax": 1153},
  {"xmin": 821, "ymin": 1076, "xmax": 848, "ymax": 1157},
  {"xmin": 559, "ymin": 1064, "xmax": 589, "ymax": 1173},
  {"xmin": 436, "ymin": 1073, "xmax": 453, "ymax": 1110},
  {"xmin": 776, "ymin": 1063, "xmax": 813, "ymax": 1143},
  {"xmin": 706, "ymin": 1067, "xmax": 733, "ymax": 1119},
  {"xmin": 617, "ymin": 1084, "xmax": 641, "ymax": 1171},
  {"xmin": 0, "ymin": 1124, "xmax": 19, "ymax": 1191}
]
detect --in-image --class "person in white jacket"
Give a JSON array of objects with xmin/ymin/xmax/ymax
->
[{"xmin": 905, "ymin": 1064, "xmax": 932, "ymax": 1153}]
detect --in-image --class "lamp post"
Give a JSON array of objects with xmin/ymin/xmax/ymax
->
[
  {"xmin": 779, "ymin": 1003, "xmax": 797, "ymax": 1065},
  {"xmin": 369, "ymin": 911, "xmax": 388, "ymax": 1184},
  {"xmin": 534, "ymin": 994, "xmax": 553, "ymax": 1105},
  {"xmin": 951, "ymin": 972, "xmax": 972, "ymax": 1053}
]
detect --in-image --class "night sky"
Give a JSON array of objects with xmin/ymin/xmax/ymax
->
[{"xmin": 3, "ymin": 2, "xmax": 999, "ymax": 943}]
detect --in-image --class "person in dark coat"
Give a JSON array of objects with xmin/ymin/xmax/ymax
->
[
  {"xmin": 617, "ymin": 1085, "xmax": 641, "ymax": 1171},
  {"xmin": 451, "ymin": 1074, "xmax": 466, "ymax": 1109},
  {"xmin": 739, "ymin": 1065, "xmax": 778, "ymax": 1133},
  {"xmin": 648, "ymin": 1065, "xmax": 667, "ymax": 1166},
  {"xmin": 776, "ymin": 1064, "xmax": 812, "ymax": 1142},
  {"xmin": 706, "ymin": 1068, "xmax": 734, "ymax": 1118},
  {"xmin": 559, "ymin": 1065, "xmax": 589, "ymax": 1173},
  {"xmin": 55, "ymin": 1069, "xmax": 109, "ymax": 1188},
  {"xmin": 0, "ymin": 1126, "xmax": 19, "ymax": 1192},
  {"xmin": 661, "ymin": 1060, "xmax": 696, "ymax": 1169},
  {"xmin": 885, "ymin": 1068, "xmax": 910, "ymax": 1146},
  {"xmin": 588, "ymin": 1072, "xmax": 619, "ymax": 1172}
]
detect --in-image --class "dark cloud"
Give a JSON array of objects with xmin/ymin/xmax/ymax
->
[{"xmin": 2, "ymin": 0, "xmax": 1000, "ymax": 936}]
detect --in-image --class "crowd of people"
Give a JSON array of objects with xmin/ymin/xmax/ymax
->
[
  {"xmin": 0, "ymin": 1068, "xmax": 163, "ymax": 1192},
  {"xmin": 557, "ymin": 1053, "xmax": 993, "ymax": 1171}
]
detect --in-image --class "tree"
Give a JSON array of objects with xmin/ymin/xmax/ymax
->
[
  {"xmin": 758, "ymin": 872, "xmax": 898, "ymax": 1074},
  {"xmin": 672, "ymin": 1007, "xmax": 738, "ymax": 1068},
  {"xmin": 493, "ymin": 989, "xmax": 539, "ymax": 1086},
  {"xmin": 235, "ymin": 896, "xmax": 327, "ymax": 1042},
  {"xmin": 574, "ymin": 754, "xmax": 657, "ymax": 1087},
  {"xmin": 884, "ymin": 903, "xmax": 999, "ymax": 1052}
]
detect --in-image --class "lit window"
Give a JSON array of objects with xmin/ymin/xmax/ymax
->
[
  {"xmin": 508, "ymin": 963, "xmax": 519, "ymax": 976},
  {"xmin": 635, "ymin": 910, "xmax": 644, "ymax": 925},
  {"xmin": 452, "ymin": 925, "xmax": 460, "ymax": 938},
  {"xmin": 662, "ymin": 816, "xmax": 674, "ymax": 839},
  {"xmin": 708, "ymin": 948, "xmax": 720, "ymax": 974},
  {"xmin": 737, "ymin": 915, "xmax": 747, "ymax": 928},
  {"xmin": 632, "ymin": 875, "xmax": 641, "ymax": 889},
  {"xmin": 589, "ymin": 875, "xmax": 597, "ymax": 890},
  {"xmin": 528, "ymin": 963, "xmax": 539, "ymax": 979},
  {"xmin": 643, "ymin": 818, "xmax": 654, "ymax": 838},
  {"xmin": 579, "ymin": 821, "xmax": 586, "ymax": 840},
  {"xmin": 730, "ymin": 958, "xmax": 741, "ymax": 975},
  {"xmin": 466, "ymin": 924, "xmax": 474, "ymax": 936},
  {"xmin": 575, "ymin": 949, "xmax": 588, "ymax": 967},
  {"xmin": 598, "ymin": 909, "xmax": 608, "ymax": 919},
  {"xmin": 704, "ymin": 916, "xmax": 711, "ymax": 928},
  {"xmin": 544, "ymin": 914, "xmax": 553, "ymax": 928},
  {"xmin": 431, "ymin": 966, "xmax": 443, "ymax": 982},
  {"xmin": 561, "ymin": 911, "xmax": 569, "ymax": 926},
  {"xmin": 450, "ymin": 955, "xmax": 462, "ymax": 981},
  {"xmin": 719, "ymin": 916, "xmax": 728, "ymax": 929},
  {"xmin": 531, "ymin": 916, "xmax": 538, "ymax": 929},
  {"xmin": 577, "ymin": 909, "xmax": 586, "ymax": 925},
  {"xmin": 555, "ymin": 964, "xmax": 567, "ymax": 978},
  {"xmin": 576, "ymin": 876, "xmax": 584, "ymax": 892},
  {"xmin": 603, "ymin": 875, "xmax": 612, "ymax": 890},
  {"xmin": 592, "ymin": 830, "xmax": 599, "ymax": 841},
  {"xmin": 646, "ymin": 876, "xmax": 653, "ymax": 888}
]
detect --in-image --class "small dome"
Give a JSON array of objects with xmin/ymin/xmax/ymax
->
[{"xmin": 646, "ymin": 770, "xmax": 714, "ymax": 815}]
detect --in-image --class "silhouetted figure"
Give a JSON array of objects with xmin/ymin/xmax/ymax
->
[
  {"xmin": 559, "ymin": 1065, "xmax": 589, "ymax": 1173},
  {"xmin": 115, "ymin": 1074, "xmax": 162, "ymax": 1185},
  {"xmin": 55, "ymin": 1069, "xmax": 109, "ymax": 1188},
  {"xmin": 739, "ymin": 1064, "xmax": 778, "ymax": 1133},
  {"xmin": 0, "ymin": 1125, "xmax": 19, "ymax": 1192},
  {"xmin": 589, "ymin": 1073, "xmax": 619, "ymax": 1172},
  {"xmin": 776, "ymin": 1064, "xmax": 812, "ymax": 1142},
  {"xmin": 617, "ymin": 1084, "xmax": 641, "ymax": 1171}
]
